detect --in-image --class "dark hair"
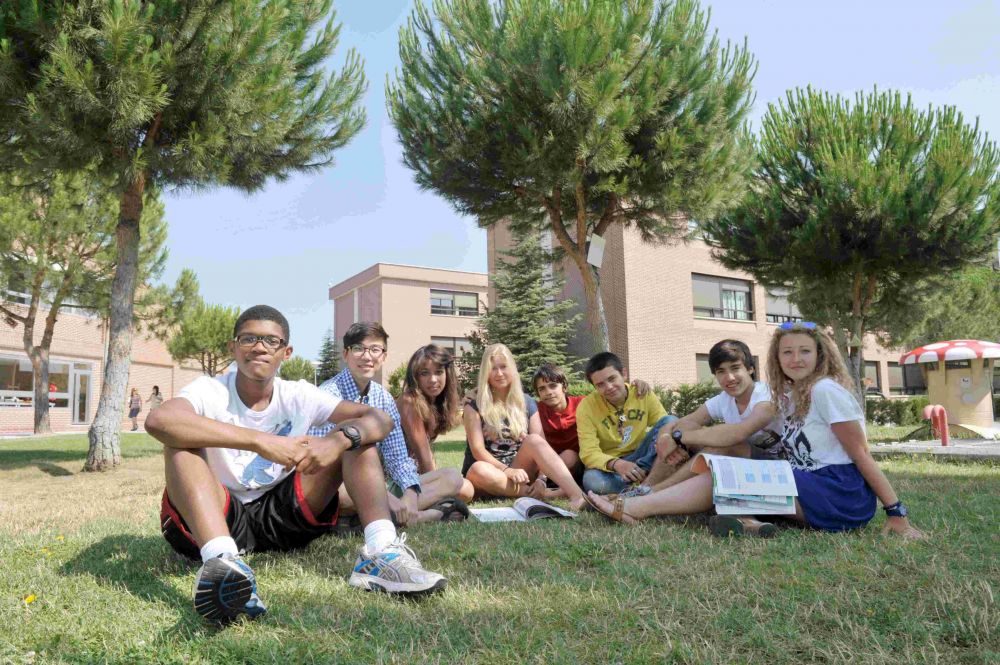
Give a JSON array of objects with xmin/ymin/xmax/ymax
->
[
  {"xmin": 532, "ymin": 363, "xmax": 568, "ymax": 392},
  {"xmin": 585, "ymin": 352, "xmax": 623, "ymax": 382},
  {"xmin": 343, "ymin": 322, "xmax": 388, "ymax": 349},
  {"xmin": 152, "ymin": 385, "xmax": 160, "ymax": 394},
  {"xmin": 708, "ymin": 339, "xmax": 755, "ymax": 378},
  {"xmin": 234, "ymin": 305, "xmax": 290, "ymax": 341},
  {"xmin": 401, "ymin": 344, "xmax": 460, "ymax": 438}
]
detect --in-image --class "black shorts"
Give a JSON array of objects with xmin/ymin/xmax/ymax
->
[{"xmin": 160, "ymin": 472, "xmax": 339, "ymax": 560}]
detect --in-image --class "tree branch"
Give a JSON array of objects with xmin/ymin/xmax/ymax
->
[
  {"xmin": 544, "ymin": 188, "xmax": 579, "ymax": 258},
  {"xmin": 594, "ymin": 193, "xmax": 619, "ymax": 238}
]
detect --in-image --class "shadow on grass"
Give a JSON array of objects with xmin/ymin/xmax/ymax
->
[
  {"xmin": 0, "ymin": 439, "xmax": 162, "ymax": 471},
  {"xmin": 59, "ymin": 534, "xmax": 209, "ymax": 637}
]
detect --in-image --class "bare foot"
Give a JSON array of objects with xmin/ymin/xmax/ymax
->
[
  {"xmin": 527, "ymin": 478, "xmax": 548, "ymax": 499},
  {"xmin": 586, "ymin": 490, "xmax": 639, "ymax": 524}
]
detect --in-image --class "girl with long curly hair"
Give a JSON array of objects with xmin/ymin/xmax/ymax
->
[{"xmin": 397, "ymin": 344, "xmax": 462, "ymax": 474}]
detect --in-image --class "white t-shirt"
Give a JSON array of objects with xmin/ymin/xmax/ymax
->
[
  {"xmin": 179, "ymin": 373, "xmax": 341, "ymax": 503},
  {"xmin": 704, "ymin": 381, "xmax": 782, "ymax": 451},
  {"xmin": 779, "ymin": 378, "xmax": 862, "ymax": 471}
]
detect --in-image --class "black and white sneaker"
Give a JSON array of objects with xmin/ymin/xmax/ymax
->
[
  {"xmin": 193, "ymin": 553, "xmax": 267, "ymax": 624},
  {"xmin": 349, "ymin": 533, "xmax": 447, "ymax": 596}
]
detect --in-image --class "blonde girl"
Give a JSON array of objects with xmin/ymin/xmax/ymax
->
[{"xmin": 460, "ymin": 344, "xmax": 587, "ymax": 511}]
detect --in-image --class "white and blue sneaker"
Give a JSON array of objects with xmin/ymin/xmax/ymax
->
[
  {"xmin": 349, "ymin": 533, "xmax": 447, "ymax": 595},
  {"xmin": 193, "ymin": 553, "xmax": 267, "ymax": 624}
]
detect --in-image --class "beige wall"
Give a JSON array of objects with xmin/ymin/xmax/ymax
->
[
  {"xmin": 328, "ymin": 264, "xmax": 489, "ymax": 385},
  {"xmin": 490, "ymin": 222, "xmax": 904, "ymax": 392},
  {"xmin": 1, "ymin": 306, "xmax": 203, "ymax": 434}
]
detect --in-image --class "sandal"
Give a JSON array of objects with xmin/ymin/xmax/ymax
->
[
  {"xmin": 708, "ymin": 515, "xmax": 778, "ymax": 538},
  {"xmin": 429, "ymin": 498, "xmax": 471, "ymax": 523},
  {"xmin": 585, "ymin": 491, "xmax": 638, "ymax": 525}
]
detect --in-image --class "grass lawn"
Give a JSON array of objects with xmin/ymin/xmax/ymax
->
[{"xmin": 1, "ymin": 435, "xmax": 997, "ymax": 664}]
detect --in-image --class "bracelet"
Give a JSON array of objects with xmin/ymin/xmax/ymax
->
[{"xmin": 609, "ymin": 459, "xmax": 618, "ymax": 472}]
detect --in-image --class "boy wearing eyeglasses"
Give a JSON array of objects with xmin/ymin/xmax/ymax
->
[
  {"xmin": 146, "ymin": 305, "xmax": 446, "ymax": 626},
  {"xmin": 309, "ymin": 322, "xmax": 467, "ymax": 526},
  {"xmin": 575, "ymin": 352, "xmax": 677, "ymax": 495}
]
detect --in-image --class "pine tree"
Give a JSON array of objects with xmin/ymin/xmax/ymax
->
[
  {"xmin": 0, "ymin": 170, "xmax": 166, "ymax": 434},
  {"xmin": 167, "ymin": 302, "xmax": 240, "ymax": 377},
  {"xmin": 316, "ymin": 329, "xmax": 340, "ymax": 383},
  {"xmin": 279, "ymin": 356, "xmax": 316, "ymax": 384},
  {"xmin": 456, "ymin": 228, "xmax": 580, "ymax": 392},
  {"xmin": 0, "ymin": 1, "xmax": 367, "ymax": 469},
  {"xmin": 702, "ymin": 88, "xmax": 1000, "ymax": 395},
  {"xmin": 388, "ymin": 0, "xmax": 755, "ymax": 353}
]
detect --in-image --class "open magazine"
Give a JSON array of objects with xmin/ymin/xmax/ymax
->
[
  {"xmin": 692, "ymin": 453, "xmax": 798, "ymax": 515},
  {"xmin": 470, "ymin": 497, "xmax": 577, "ymax": 523}
]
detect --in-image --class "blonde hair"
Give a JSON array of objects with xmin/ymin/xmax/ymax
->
[
  {"xmin": 766, "ymin": 324, "xmax": 856, "ymax": 419},
  {"xmin": 476, "ymin": 343, "xmax": 527, "ymax": 439}
]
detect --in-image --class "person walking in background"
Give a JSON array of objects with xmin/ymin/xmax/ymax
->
[
  {"xmin": 147, "ymin": 385, "xmax": 164, "ymax": 412},
  {"xmin": 127, "ymin": 388, "xmax": 142, "ymax": 431}
]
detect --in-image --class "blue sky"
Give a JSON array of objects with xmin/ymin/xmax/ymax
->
[{"xmin": 159, "ymin": 0, "xmax": 1000, "ymax": 360}]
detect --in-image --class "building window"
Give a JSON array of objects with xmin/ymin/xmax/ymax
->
[
  {"xmin": 765, "ymin": 288, "xmax": 803, "ymax": 324},
  {"xmin": 695, "ymin": 354, "xmax": 713, "ymax": 383},
  {"xmin": 863, "ymin": 361, "xmax": 881, "ymax": 394},
  {"xmin": 887, "ymin": 362, "xmax": 927, "ymax": 396},
  {"xmin": 691, "ymin": 274, "xmax": 753, "ymax": 321},
  {"xmin": 432, "ymin": 336, "xmax": 474, "ymax": 358},
  {"xmin": 0, "ymin": 355, "xmax": 70, "ymax": 408},
  {"xmin": 430, "ymin": 290, "xmax": 479, "ymax": 317}
]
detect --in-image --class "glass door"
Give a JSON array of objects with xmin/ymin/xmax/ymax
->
[{"xmin": 72, "ymin": 370, "xmax": 91, "ymax": 424}]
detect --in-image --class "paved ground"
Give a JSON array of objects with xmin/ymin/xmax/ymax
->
[{"xmin": 871, "ymin": 439, "xmax": 1000, "ymax": 461}]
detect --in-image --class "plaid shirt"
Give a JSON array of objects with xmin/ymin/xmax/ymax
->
[{"xmin": 308, "ymin": 369, "xmax": 420, "ymax": 492}]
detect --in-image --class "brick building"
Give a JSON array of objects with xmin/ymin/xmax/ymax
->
[
  {"xmin": 328, "ymin": 263, "xmax": 489, "ymax": 382},
  {"xmin": 0, "ymin": 304, "xmax": 202, "ymax": 435},
  {"xmin": 487, "ymin": 222, "xmax": 925, "ymax": 396}
]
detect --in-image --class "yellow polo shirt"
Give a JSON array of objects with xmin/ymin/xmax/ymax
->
[{"xmin": 576, "ymin": 385, "xmax": 667, "ymax": 471}]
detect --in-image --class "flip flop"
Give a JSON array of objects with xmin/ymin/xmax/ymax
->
[
  {"xmin": 429, "ymin": 498, "xmax": 470, "ymax": 523},
  {"xmin": 585, "ymin": 491, "xmax": 638, "ymax": 525}
]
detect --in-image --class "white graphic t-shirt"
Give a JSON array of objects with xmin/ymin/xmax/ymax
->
[
  {"xmin": 779, "ymin": 378, "xmax": 862, "ymax": 471},
  {"xmin": 179, "ymin": 373, "xmax": 341, "ymax": 503},
  {"xmin": 704, "ymin": 381, "xmax": 783, "ymax": 451}
]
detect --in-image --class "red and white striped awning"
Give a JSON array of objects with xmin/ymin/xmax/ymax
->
[{"xmin": 900, "ymin": 340, "xmax": 1000, "ymax": 365}]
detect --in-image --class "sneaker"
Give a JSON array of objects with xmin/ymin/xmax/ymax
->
[
  {"xmin": 618, "ymin": 484, "xmax": 652, "ymax": 499},
  {"xmin": 193, "ymin": 553, "xmax": 267, "ymax": 624},
  {"xmin": 349, "ymin": 533, "xmax": 447, "ymax": 595},
  {"xmin": 709, "ymin": 515, "xmax": 778, "ymax": 538}
]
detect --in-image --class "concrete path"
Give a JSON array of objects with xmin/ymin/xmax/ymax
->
[{"xmin": 871, "ymin": 439, "xmax": 1000, "ymax": 461}]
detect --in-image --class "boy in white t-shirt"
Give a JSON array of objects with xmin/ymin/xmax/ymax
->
[
  {"xmin": 146, "ymin": 305, "xmax": 446, "ymax": 625},
  {"xmin": 649, "ymin": 339, "xmax": 782, "ymax": 493}
]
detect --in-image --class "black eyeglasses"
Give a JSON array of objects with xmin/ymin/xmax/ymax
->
[
  {"xmin": 348, "ymin": 344, "xmax": 386, "ymax": 359},
  {"xmin": 235, "ymin": 334, "xmax": 286, "ymax": 351},
  {"xmin": 779, "ymin": 321, "xmax": 817, "ymax": 331}
]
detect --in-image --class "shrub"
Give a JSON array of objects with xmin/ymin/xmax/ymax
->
[
  {"xmin": 865, "ymin": 396, "xmax": 930, "ymax": 426},
  {"xmin": 655, "ymin": 381, "xmax": 719, "ymax": 417},
  {"xmin": 387, "ymin": 364, "xmax": 407, "ymax": 399},
  {"xmin": 567, "ymin": 381, "xmax": 592, "ymax": 397}
]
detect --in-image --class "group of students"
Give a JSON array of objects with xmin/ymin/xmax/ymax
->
[{"xmin": 144, "ymin": 305, "xmax": 922, "ymax": 627}]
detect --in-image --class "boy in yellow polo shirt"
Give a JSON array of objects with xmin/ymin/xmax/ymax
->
[{"xmin": 576, "ymin": 352, "xmax": 676, "ymax": 495}]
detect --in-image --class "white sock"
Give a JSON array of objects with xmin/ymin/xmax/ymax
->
[
  {"xmin": 363, "ymin": 519, "xmax": 397, "ymax": 554},
  {"xmin": 200, "ymin": 536, "xmax": 239, "ymax": 562}
]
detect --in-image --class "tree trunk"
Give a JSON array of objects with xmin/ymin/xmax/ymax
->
[
  {"xmin": 85, "ymin": 176, "xmax": 146, "ymax": 471},
  {"xmin": 575, "ymin": 257, "xmax": 609, "ymax": 354},
  {"xmin": 28, "ymin": 345, "xmax": 51, "ymax": 435}
]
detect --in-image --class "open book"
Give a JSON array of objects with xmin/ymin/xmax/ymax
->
[
  {"xmin": 692, "ymin": 453, "xmax": 798, "ymax": 515},
  {"xmin": 470, "ymin": 497, "xmax": 577, "ymax": 523}
]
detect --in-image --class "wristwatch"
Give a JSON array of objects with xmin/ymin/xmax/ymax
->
[
  {"xmin": 671, "ymin": 429, "xmax": 690, "ymax": 454},
  {"xmin": 883, "ymin": 501, "xmax": 908, "ymax": 518},
  {"xmin": 336, "ymin": 424, "xmax": 363, "ymax": 450}
]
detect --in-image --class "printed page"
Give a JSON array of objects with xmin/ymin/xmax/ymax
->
[
  {"xmin": 469, "ymin": 507, "xmax": 526, "ymax": 522},
  {"xmin": 514, "ymin": 497, "xmax": 577, "ymax": 519},
  {"xmin": 693, "ymin": 453, "xmax": 798, "ymax": 497}
]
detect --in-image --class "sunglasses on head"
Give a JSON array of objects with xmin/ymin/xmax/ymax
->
[{"xmin": 779, "ymin": 321, "xmax": 818, "ymax": 331}]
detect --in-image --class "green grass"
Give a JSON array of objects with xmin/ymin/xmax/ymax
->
[{"xmin": 1, "ymin": 435, "xmax": 998, "ymax": 664}]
